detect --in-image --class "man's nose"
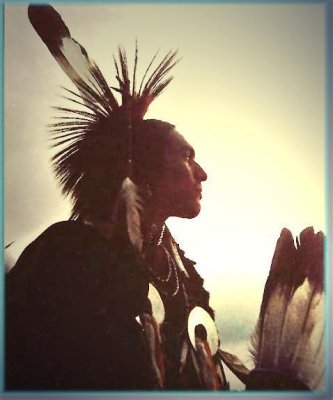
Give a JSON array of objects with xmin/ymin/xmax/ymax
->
[{"xmin": 195, "ymin": 162, "xmax": 208, "ymax": 182}]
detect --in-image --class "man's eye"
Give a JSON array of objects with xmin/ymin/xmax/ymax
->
[{"xmin": 183, "ymin": 150, "xmax": 192, "ymax": 161}]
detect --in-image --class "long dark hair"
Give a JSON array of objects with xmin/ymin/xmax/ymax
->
[{"xmin": 64, "ymin": 117, "xmax": 175, "ymax": 221}]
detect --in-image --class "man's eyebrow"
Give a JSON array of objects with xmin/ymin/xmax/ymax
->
[
  {"xmin": 179, "ymin": 145, "xmax": 195, "ymax": 156},
  {"xmin": 188, "ymin": 146, "xmax": 195, "ymax": 157}
]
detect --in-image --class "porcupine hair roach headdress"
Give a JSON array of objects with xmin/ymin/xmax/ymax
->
[{"xmin": 28, "ymin": 5, "xmax": 179, "ymax": 252}]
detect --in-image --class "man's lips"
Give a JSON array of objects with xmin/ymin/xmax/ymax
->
[{"xmin": 195, "ymin": 188, "xmax": 202, "ymax": 199}]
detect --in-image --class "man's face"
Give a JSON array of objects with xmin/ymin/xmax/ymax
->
[{"xmin": 154, "ymin": 129, "xmax": 207, "ymax": 219}]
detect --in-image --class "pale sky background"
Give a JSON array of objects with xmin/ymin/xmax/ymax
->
[{"xmin": 4, "ymin": 2, "xmax": 326, "ymax": 391}]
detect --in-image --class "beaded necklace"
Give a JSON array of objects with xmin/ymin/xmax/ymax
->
[{"xmin": 146, "ymin": 225, "xmax": 181, "ymax": 298}]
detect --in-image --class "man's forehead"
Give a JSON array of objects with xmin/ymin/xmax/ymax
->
[{"xmin": 167, "ymin": 129, "xmax": 193, "ymax": 151}]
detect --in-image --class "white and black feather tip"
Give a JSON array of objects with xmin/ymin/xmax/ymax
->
[{"xmin": 249, "ymin": 227, "xmax": 324, "ymax": 391}]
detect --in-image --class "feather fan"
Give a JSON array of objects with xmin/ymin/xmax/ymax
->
[{"xmin": 248, "ymin": 227, "xmax": 324, "ymax": 390}]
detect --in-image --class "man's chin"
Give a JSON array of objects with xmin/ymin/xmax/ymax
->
[{"xmin": 176, "ymin": 204, "xmax": 201, "ymax": 219}]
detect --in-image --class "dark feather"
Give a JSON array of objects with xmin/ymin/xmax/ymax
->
[
  {"xmin": 249, "ymin": 227, "xmax": 325, "ymax": 390},
  {"xmin": 28, "ymin": 5, "xmax": 118, "ymax": 111}
]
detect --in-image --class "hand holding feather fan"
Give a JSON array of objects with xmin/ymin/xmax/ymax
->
[{"xmin": 246, "ymin": 227, "xmax": 325, "ymax": 390}]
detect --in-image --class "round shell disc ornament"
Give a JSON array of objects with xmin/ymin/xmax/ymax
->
[
  {"xmin": 148, "ymin": 283, "xmax": 165, "ymax": 325},
  {"xmin": 188, "ymin": 306, "xmax": 219, "ymax": 355}
]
